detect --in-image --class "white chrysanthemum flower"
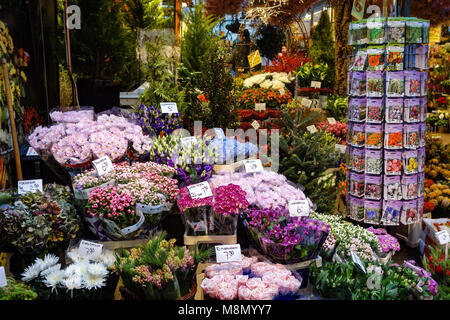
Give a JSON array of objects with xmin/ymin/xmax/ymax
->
[
  {"xmin": 99, "ymin": 251, "xmax": 116, "ymax": 268},
  {"xmin": 21, "ymin": 260, "xmax": 44, "ymax": 282},
  {"xmin": 252, "ymin": 74, "xmax": 267, "ymax": 85},
  {"xmin": 67, "ymin": 250, "xmax": 86, "ymax": 264},
  {"xmin": 83, "ymin": 273, "xmax": 106, "ymax": 290},
  {"xmin": 64, "ymin": 264, "xmax": 82, "ymax": 278},
  {"xmin": 42, "ymin": 254, "xmax": 59, "ymax": 270},
  {"xmin": 63, "ymin": 274, "xmax": 82, "ymax": 291},
  {"xmin": 87, "ymin": 262, "xmax": 108, "ymax": 277},
  {"xmin": 243, "ymin": 78, "xmax": 255, "ymax": 88},
  {"xmin": 41, "ymin": 264, "xmax": 61, "ymax": 277},
  {"xmin": 43, "ymin": 270, "xmax": 62, "ymax": 291},
  {"xmin": 74, "ymin": 261, "xmax": 90, "ymax": 275},
  {"xmin": 260, "ymin": 80, "xmax": 272, "ymax": 89},
  {"xmin": 271, "ymin": 80, "xmax": 285, "ymax": 90}
]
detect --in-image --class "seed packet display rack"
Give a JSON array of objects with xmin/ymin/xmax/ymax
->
[{"xmin": 345, "ymin": 17, "xmax": 430, "ymax": 227}]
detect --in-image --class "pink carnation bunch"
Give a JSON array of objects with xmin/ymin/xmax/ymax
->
[
  {"xmin": 212, "ymin": 184, "xmax": 249, "ymax": 216},
  {"xmin": 177, "ymin": 186, "xmax": 213, "ymax": 213}
]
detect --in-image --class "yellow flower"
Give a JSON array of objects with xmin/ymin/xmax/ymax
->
[{"xmin": 20, "ymin": 71, "xmax": 27, "ymax": 82}]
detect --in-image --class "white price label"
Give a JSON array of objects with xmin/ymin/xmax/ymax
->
[
  {"xmin": 436, "ymin": 230, "xmax": 449, "ymax": 245},
  {"xmin": 160, "ymin": 102, "xmax": 178, "ymax": 114},
  {"xmin": 306, "ymin": 125, "xmax": 318, "ymax": 133},
  {"xmin": 187, "ymin": 181, "xmax": 213, "ymax": 199},
  {"xmin": 243, "ymin": 159, "xmax": 264, "ymax": 173},
  {"xmin": 26, "ymin": 147, "xmax": 38, "ymax": 156},
  {"xmin": 335, "ymin": 144, "xmax": 347, "ymax": 154},
  {"xmin": 351, "ymin": 251, "xmax": 366, "ymax": 273},
  {"xmin": 279, "ymin": 88, "xmax": 286, "ymax": 96},
  {"xmin": 78, "ymin": 240, "xmax": 103, "ymax": 260},
  {"xmin": 327, "ymin": 117, "xmax": 337, "ymax": 125},
  {"xmin": 302, "ymin": 98, "xmax": 312, "ymax": 107},
  {"xmin": 255, "ymin": 103, "xmax": 266, "ymax": 111},
  {"xmin": 181, "ymin": 136, "xmax": 197, "ymax": 146},
  {"xmin": 0, "ymin": 267, "xmax": 6, "ymax": 287},
  {"xmin": 92, "ymin": 156, "xmax": 114, "ymax": 176},
  {"xmin": 18, "ymin": 179, "xmax": 43, "ymax": 195},
  {"xmin": 311, "ymin": 81, "xmax": 322, "ymax": 88},
  {"xmin": 215, "ymin": 244, "xmax": 242, "ymax": 263},
  {"xmin": 288, "ymin": 200, "xmax": 310, "ymax": 217},
  {"xmin": 251, "ymin": 120, "xmax": 260, "ymax": 130}
]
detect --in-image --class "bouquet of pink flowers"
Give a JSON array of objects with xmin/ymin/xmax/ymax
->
[{"xmin": 315, "ymin": 120, "xmax": 348, "ymax": 144}]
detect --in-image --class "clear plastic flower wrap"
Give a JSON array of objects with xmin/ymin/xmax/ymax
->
[
  {"xmin": 364, "ymin": 200, "xmax": 382, "ymax": 225},
  {"xmin": 366, "ymin": 98, "xmax": 384, "ymax": 123}
]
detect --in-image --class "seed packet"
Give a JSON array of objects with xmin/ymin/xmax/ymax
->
[
  {"xmin": 365, "ymin": 149, "xmax": 382, "ymax": 175},
  {"xmin": 346, "ymin": 122, "xmax": 353, "ymax": 146},
  {"xmin": 404, "ymin": 71, "xmax": 421, "ymax": 97},
  {"xmin": 349, "ymin": 20, "xmax": 367, "ymax": 45},
  {"xmin": 350, "ymin": 48, "xmax": 368, "ymax": 71},
  {"xmin": 408, "ymin": 44, "xmax": 429, "ymax": 70},
  {"xmin": 420, "ymin": 72, "xmax": 428, "ymax": 96},
  {"xmin": 366, "ymin": 98, "xmax": 384, "ymax": 123},
  {"xmin": 367, "ymin": 18, "xmax": 386, "ymax": 44},
  {"xmin": 385, "ymin": 98, "xmax": 403, "ymax": 123},
  {"xmin": 418, "ymin": 172, "xmax": 425, "ymax": 197},
  {"xmin": 419, "ymin": 97, "xmax": 427, "ymax": 122},
  {"xmin": 386, "ymin": 45, "xmax": 404, "ymax": 71},
  {"xmin": 384, "ymin": 175, "xmax": 402, "ymax": 200},
  {"xmin": 349, "ymin": 97, "xmax": 367, "ymax": 122},
  {"xmin": 402, "ymin": 174, "xmax": 418, "ymax": 200},
  {"xmin": 417, "ymin": 147, "xmax": 425, "ymax": 173},
  {"xmin": 348, "ymin": 72, "xmax": 366, "ymax": 96},
  {"xmin": 350, "ymin": 172, "xmax": 365, "ymax": 197},
  {"xmin": 403, "ymin": 149, "xmax": 418, "ymax": 175},
  {"xmin": 351, "ymin": 147, "xmax": 365, "ymax": 172},
  {"xmin": 351, "ymin": 123, "xmax": 366, "ymax": 147},
  {"xmin": 404, "ymin": 124, "xmax": 420, "ymax": 149},
  {"xmin": 386, "ymin": 72, "xmax": 405, "ymax": 97},
  {"xmin": 364, "ymin": 200, "xmax": 382, "ymax": 224},
  {"xmin": 365, "ymin": 124, "xmax": 383, "ymax": 149},
  {"xmin": 367, "ymin": 46, "xmax": 385, "ymax": 71},
  {"xmin": 404, "ymin": 98, "xmax": 420, "ymax": 123},
  {"xmin": 366, "ymin": 71, "xmax": 384, "ymax": 97},
  {"xmin": 406, "ymin": 18, "xmax": 422, "ymax": 43},
  {"xmin": 348, "ymin": 22, "xmax": 357, "ymax": 46},
  {"xmin": 419, "ymin": 122, "xmax": 426, "ymax": 148},
  {"xmin": 384, "ymin": 124, "xmax": 403, "ymax": 149},
  {"xmin": 401, "ymin": 199, "xmax": 418, "ymax": 225},
  {"xmin": 387, "ymin": 17, "xmax": 406, "ymax": 43},
  {"xmin": 365, "ymin": 175, "xmax": 382, "ymax": 200},
  {"xmin": 421, "ymin": 19, "xmax": 430, "ymax": 44},
  {"xmin": 385, "ymin": 150, "xmax": 402, "ymax": 175},
  {"xmin": 381, "ymin": 200, "xmax": 402, "ymax": 226},
  {"xmin": 349, "ymin": 196, "xmax": 365, "ymax": 222},
  {"xmin": 417, "ymin": 197, "xmax": 424, "ymax": 222}
]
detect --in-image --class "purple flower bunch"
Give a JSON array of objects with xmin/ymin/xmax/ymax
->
[
  {"xmin": 367, "ymin": 227, "xmax": 401, "ymax": 253},
  {"xmin": 213, "ymin": 184, "xmax": 249, "ymax": 216},
  {"xmin": 245, "ymin": 208, "xmax": 286, "ymax": 233},
  {"xmin": 125, "ymin": 104, "xmax": 182, "ymax": 137},
  {"xmin": 403, "ymin": 260, "xmax": 439, "ymax": 296}
]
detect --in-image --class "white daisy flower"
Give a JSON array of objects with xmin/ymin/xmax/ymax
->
[
  {"xmin": 87, "ymin": 262, "xmax": 108, "ymax": 277},
  {"xmin": 83, "ymin": 273, "xmax": 106, "ymax": 290}
]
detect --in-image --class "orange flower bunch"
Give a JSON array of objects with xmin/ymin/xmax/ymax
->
[{"xmin": 237, "ymin": 87, "xmax": 292, "ymax": 109}]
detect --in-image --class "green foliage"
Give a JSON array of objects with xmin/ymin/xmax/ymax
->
[
  {"xmin": 123, "ymin": 0, "xmax": 171, "ymax": 31},
  {"xmin": 0, "ymin": 277, "xmax": 37, "ymax": 300},
  {"xmin": 325, "ymin": 95, "xmax": 348, "ymax": 123},
  {"xmin": 309, "ymin": 11, "xmax": 335, "ymax": 88},
  {"xmin": 295, "ymin": 62, "xmax": 332, "ymax": 88},
  {"xmin": 255, "ymin": 24, "xmax": 286, "ymax": 60},
  {"xmin": 279, "ymin": 109, "xmax": 339, "ymax": 213},
  {"xmin": 421, "ymin": 245, "xmax": 450, "ymax": 300}
]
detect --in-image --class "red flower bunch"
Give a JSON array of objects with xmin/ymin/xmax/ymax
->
[
  {"xmin": 424, "ymin": 179, "xmax": 435, "ymax": 188},
  {"xmin": 423, "ymin": 245, "xmax": 449, "ymax": 278},
  {"xmin": 315, "ymin": 120, "xmax": 347, "ymax": 144},
  {"xmin": 437, "ymin": 96, "xmax": 447, "ymax": 106},
  {"xmin": 23, "ymin": 106, "xmax": 44, "ymax": 135},
  {"xmin": 423, "ymin": 201, "xmax": 435, "ymax": 212},
  {"xmin": 265, "ymin": 48, "xmax": 312, "ymax": 74},
  {"xmin": 198, "ymin": 94, "xmax": 209, "ymax": 103}
]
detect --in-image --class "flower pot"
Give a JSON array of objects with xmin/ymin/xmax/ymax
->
[
  {"xmin": 437, "ymin": 127, "xmax": 446, "ymax": 133},
  {"xmin": 181, "ymin": 206, "xmax": 213, "ymax": 236}
]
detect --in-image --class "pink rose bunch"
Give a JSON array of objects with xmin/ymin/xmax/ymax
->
[
  {"xmin": 201, "ymin": 256, "xmax": 301, "ymax": 300},
  {"xmin": 86, "ymin": 185, "xmax": 136, "ymax": 228},
  {"xmin": 212, "ymin": 184, "xmax": 249, "ymax": 216},
  {"xmin": 315, "ymin": 120, "xmax": 347, "ymax": 144},
  {"xmin": 209, "ymin": 171, "xmax": 309, "ymax": 210}
]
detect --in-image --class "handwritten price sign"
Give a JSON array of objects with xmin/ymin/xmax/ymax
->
[
  {"xmin": 243, "ymin": 159, "xmax": 264, "ymax": 173},
  {"xmin": 78, "ymin": 240, "xmax": 103, "ymax": 260},
  {"xmin": 288, "ymin": 200, "xmax": 310, "ymax": 217},
  {"xmin": 187, "ymin": 181, "xmax": 213, "ymax": 199},
  {"xmin": 215, "ymin": 244, "xmax": 242, "ymax": 263},
  {"xmin": 18, "ymin": 179, "xmax": 43, "ymax": 195},
  {"xmin": 255, "ymin": 103, "xmax": 266, "ymax": 111},
  {"xmin": 92, "ymin": 156, "xmax": 114, "ymax": 176},
  {"xmin": 160, "ymin": 102, "xmax": 179, "ymax": 114},
  {"xmin": 436, "ymin": 230, "xmax": 449, "ymax": 245}
]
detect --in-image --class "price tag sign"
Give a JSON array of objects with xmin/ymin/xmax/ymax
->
[
  {"xmin": 279, "ymin": 88, "xmax": 286, "ymax": 96},
  {"xmin": 436, "ymin": 230, "xmax": 449, "ymax": 245},
  {"xmin": 181, "ymin": 136, "xmax": 197, "ymax": 146},
  {"xmin": 351, "ymin": 250, "xmax": 366, "ymax": 273},
  {"xmin": 78, "ymin": 240, "xmax": 103, "ymax": 260},
  {"xmin": 160, "ymin": 102, "xmax": 178, "ymax": 114},
  {"xmin": 302, "ymin": 98, "xmax": 312, "ymax": 108},
  {"xmin": 187, "ymin": 181, "xmax": 212, "ymax": 199},
  {"xmin": 251, "ymin": 120, "xmax": 260, "ymax": 130},
  {"xmin": 335, "ymin": 144, "xmax": 347, "ymax": 154},
  {"xmin": 18, "ymin": 179, "xmax": 43, "ymax": 195},
  {"xmin": 26, "ymin": 147, "xmax": 38, "ymax": 157},
  {"xmin": 243, "ymin": 159, "xmax": 264, "ymax": 173},
  {"xmin": 92, "ymin": 156, "xmax": 114, "ymax": 176},
  {"xmin": 0, "ymin": 267, "xmax": 6, "ymax": 287},
  {"xmin": 327, "ymin": 117, "xmax": 337, "ymax": 125},
  {"xmin": 311, "ymin": 81, "xmax": 322, "ymax": 88},
  {"xmin": 248, "ymin": 50, "xmax": 262, "ymax": 69},
  {"xmin": 288, "ymin": 200, "xmax": 310, "ymax": 217},
  {"xmin": 255, "ymin": 103, "xmax": 266, "ymax": 111},
  {"xmin": 215, "ymin": 244, "xmax": 242, "ymax": 263},
  {"xmin": 306, "ymin": 125, "xmax": 317, "ymax": 133}
]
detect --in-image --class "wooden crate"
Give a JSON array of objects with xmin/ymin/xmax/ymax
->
[
  {"xmin": 98, "ymin": 238, "xmax": 150, "ymax": 251},
  {"xmin": 213, "ymin": 156, "xmax": 257, "ymax": 173}
]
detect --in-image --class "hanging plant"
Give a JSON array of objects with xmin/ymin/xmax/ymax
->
[{"xmin": 255, "ymin": 23, "xmax": 286, "ymax": 60}]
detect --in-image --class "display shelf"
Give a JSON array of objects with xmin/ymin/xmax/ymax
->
[{"xmin": 213, "ymin": 155, "xmax": 257, "ymax": 173}]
